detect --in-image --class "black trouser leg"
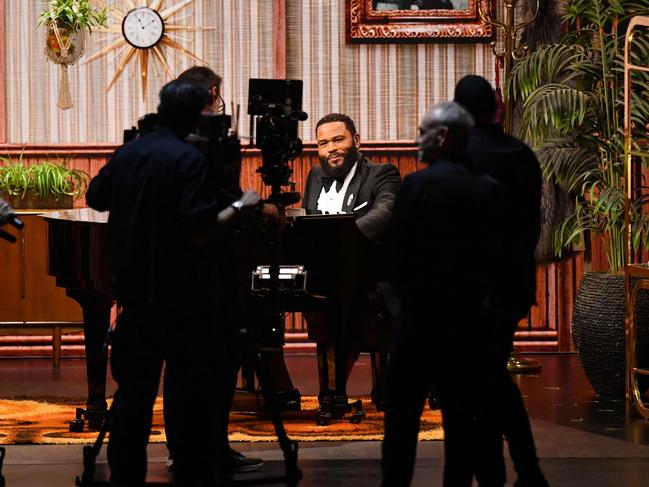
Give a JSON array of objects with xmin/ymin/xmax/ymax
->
[
  {"xmin": 501, "ymin": 371, "xmax": 545, "ymax": 483},
  {"xmin": 107, "ymin": 309, "xmax": 163, "ymax": 486},
  {"xmin": 438, "ymin": 339, "xmax": 506, "ymax": 487},
  {"xmin": 496, "ymin": 323, "xmax": 546, "ymax": 485},
  {"xmin": 381, "ymin": 341, "xmax": 431, "ymax": 487},
  {"xmin": 164, "ymin": 339, "xmax": 238, "ymax": 486}
]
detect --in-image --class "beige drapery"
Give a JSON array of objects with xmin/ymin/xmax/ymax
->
[{"xmin": 5, "ymin": 0, "xmax": 501, "ymax": 144}]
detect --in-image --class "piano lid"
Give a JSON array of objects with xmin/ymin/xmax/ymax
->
[{"xmin": 42, "ymin": 208, "xmax": 108, "ymax": 224}]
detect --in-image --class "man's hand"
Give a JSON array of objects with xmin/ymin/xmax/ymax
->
[
  {"xmin": 238, "ymin": 190, "xmax": 261, "ymax": 209},
  {"xmin": 261, "ymin": 202, "xmax": 286, "ymax": 229}
]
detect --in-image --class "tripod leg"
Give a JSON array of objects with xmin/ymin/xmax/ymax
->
[
  {"xmin": 77, "ymin": 326, "xmax": 114, "ymax": 486},
  {"xmin": 0, "ymin": 446, "xmax": 5, "ymax": 487},
  {"xmin": 253, "ymin": 351, "xmax": 303, "ymax": 486}
]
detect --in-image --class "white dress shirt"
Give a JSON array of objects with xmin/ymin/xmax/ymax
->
[{"xmin": 316, "ymin": 162, "xmax": 358, "ymax": 214}]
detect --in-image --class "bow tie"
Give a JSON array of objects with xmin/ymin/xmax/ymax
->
[{"xmin": 322, "ymin": 176, "xmax": 344, "ymax": 192}]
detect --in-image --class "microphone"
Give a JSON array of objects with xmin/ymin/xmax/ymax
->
[{"xmin": 0, "ymin": 199, "xmax": 24, "ymax": 230}]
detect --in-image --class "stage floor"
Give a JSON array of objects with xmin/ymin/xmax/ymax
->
[{"xmin": 2, "ymin": 353, "xmax": 649, "ymax": 486}]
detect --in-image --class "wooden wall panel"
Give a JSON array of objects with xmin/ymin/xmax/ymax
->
[{"xmin": 1, "ymin": 142, "xmax": 584, "ymax": 351}]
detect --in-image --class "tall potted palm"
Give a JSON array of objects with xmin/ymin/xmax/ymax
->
[{"xmin": 508, "ymin": 0, "xmax": 649, "ymax": 395}]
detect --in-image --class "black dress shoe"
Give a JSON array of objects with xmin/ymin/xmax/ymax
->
[
  {"xmin": 514, "ymin": 477, "xmax": 550, "ymax": 487},
  {"xmin": 229, "ymin": 448, "xmax": 264, "ymax": 473},
  {"xmin": 167, "ymin": 449, "xmax": 264, "ymax": 474}
]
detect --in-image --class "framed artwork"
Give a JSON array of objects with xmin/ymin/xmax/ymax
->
[{"xmin": 345, "ymin": 0, "xmax": 493, "ymax": 43}]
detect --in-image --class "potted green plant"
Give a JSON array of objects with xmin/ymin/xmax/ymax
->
[
  {"xmin": 38, "ymin": 1, "xmax": 109, "ymax": 109},
  {"xmin": 0, "ymin": 157, "xmax": 89, "ymax": 209},
  {"xmin": 508, "ymin": 0, "xmax": 649, "ymax": 395}
]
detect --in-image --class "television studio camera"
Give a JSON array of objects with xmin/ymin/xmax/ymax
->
[{"xmin": 247, "ymin": 78, "xmax": 306, "ymax": 207}]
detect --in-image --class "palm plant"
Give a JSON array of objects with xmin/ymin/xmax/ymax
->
[{"xmin": 508, "ymin": 0, "xmax": 649, "ymax": 272}]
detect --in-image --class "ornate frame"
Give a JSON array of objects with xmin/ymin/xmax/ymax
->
[{"xmin": 345, "ymin": 0, "xmax": 493, "ymax": 43}]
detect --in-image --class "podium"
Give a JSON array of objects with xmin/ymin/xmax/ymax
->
[{"xmin": 283, "ymin": 214, "xmax": 387, "ymax": 422}]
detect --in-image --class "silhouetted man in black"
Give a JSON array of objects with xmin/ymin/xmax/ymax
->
[
  {"xmin": 381, "ymin": 102, "xmax": 507, "ymax": 486},
  {"xmin": 170, "ymin": 65, "xmax": 265, "ymax": 473},
  {"xmin": 87, "ymin": 80, "xmax": 262, "ymax": 486},
  {"xmin": 455, "ymin": 74, "xmax": 548, "ymax": 487}
]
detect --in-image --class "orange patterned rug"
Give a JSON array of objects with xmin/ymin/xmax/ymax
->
[{"xmin": 0, "ymin": 396, "xmax": 443, "ymax": 445}]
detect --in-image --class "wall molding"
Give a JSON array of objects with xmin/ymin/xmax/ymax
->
[{"xmin": 0, "ymin": 140, "xmax": 419, "ymax": 157}]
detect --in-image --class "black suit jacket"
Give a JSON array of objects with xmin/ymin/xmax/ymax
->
[
  {"xmin": 389, "ymin": 156, "xmax": 505, "ymax": 332},
  {"xmin": 465, "ymin": 125, "xmax": 542, "ymax": 320},
  {"xmin": 86, "ymin": 127, "xmax": 240, "ymax": 341},
  {"xmin": 302, "ymin": 154, "xmax": 401, "ymax": 243}
]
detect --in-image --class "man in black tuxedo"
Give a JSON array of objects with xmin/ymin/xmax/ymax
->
[
  {"xmin": 381, "ymin": 101, "xmax": 507, "ymax": 486},
  {"xmin": 303, "ymin": 113, "xmax": 400, "ymax": 242},
  {"xmin": 302, "ymin": 113, "xmax": 400, "ymax": 406},
  {"xmin": 455, "ymin": 74, "xmax": 548, "ymax": 487}
]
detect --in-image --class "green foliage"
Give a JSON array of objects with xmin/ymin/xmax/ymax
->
[
  {"xmin": 0, "ymin": 156, "xmax": 89, "ymax": 201},
  {"xmin": 508, "ymin": 0, "xmax": 649, "ymax": 272},
  {"xmin": 39, "ymin": 0, "xmax": 109, "ymax": 32}
]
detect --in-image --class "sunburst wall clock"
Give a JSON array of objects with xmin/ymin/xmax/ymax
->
[{"xmin": 85, "ymin": 0, "xmax": 212, "ymax": 100}]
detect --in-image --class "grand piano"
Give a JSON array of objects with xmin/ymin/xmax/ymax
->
[{"xmin": 43, "ymin": 208, "xmax": 112, "ymax": 430}]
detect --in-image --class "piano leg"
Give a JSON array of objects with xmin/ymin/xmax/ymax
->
[{"xmin": 67, "ymin": 290, "xmax": 112, "ymax": 429}]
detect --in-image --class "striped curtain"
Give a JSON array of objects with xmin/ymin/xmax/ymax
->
[
  {"xmin": 5, "ymin": 0, "xmax": 275, "ymax": 144},
  {"xmin": 5, "ymin": 0, "xmax": 503, "ymax": 144},
  {"xmin": 286, "ymin": 0, "xmax": 498, "ymax": 141}
]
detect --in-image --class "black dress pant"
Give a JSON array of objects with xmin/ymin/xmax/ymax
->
[
  {"xmin": 108, "ymin": 306, "xmax": 238, "ymax": 487},
  {"xmin": 381, "ymin": 310, "xmax": 506, "ymax": 487},
  {"xmin": 491, "ymin": 320, "xmax": 545, "ymax": 485},
  {"xmin": 107, "ymin": 308, "xmax": 164, "ymax": 486}
]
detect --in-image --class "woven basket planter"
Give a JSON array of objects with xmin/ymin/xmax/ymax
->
[{"xmin": 572, "ymin": 272, "xmax": 649, "ymax": 396}]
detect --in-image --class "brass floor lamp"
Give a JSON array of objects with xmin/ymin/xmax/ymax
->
[{"xmin": 479, "ymin": 0, "xmax": 542, "ymax": 373}]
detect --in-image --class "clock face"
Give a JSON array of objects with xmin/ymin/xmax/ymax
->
[{"xmin": 121, "ymin": 7, "xmax": 164, "ymax": 49}]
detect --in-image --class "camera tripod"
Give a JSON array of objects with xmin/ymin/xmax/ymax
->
[
  {"xmin": 75, "ymin": 326, "xmax": 302, "ymax": 487},
  {"xmin": 0, "ymin": 446, "xmax": 5, "ymax": 487}
]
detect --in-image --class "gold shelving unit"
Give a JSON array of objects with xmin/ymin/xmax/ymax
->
[{"xmin": 624, "ymin": 16, "xmax": 649, "ymax": 419}]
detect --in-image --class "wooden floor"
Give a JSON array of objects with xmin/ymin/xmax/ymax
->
[{"xmin": 1, "ymin": 353, "xmax": 649, "ymax": 486}]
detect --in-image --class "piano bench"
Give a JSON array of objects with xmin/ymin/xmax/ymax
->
[{"xmin": 0, "ymin": 322, "xmax": 84, "ymax": 367}]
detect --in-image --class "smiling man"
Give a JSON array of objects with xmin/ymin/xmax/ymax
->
[
  {"xmin": 301, "ymin": 112, "xmax": 401, "ymax": 410},
  {"xmin": 303, "ymin": 113, "xmax": 400, "ymax": 243}
]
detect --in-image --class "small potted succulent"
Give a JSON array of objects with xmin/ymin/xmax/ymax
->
[{"xmin": 38, "ymin": 1, "xmax": 109, "ymax": 109}]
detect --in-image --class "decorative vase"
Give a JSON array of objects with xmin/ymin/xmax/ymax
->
[{"xmin": 572, "ymin": 272, "xmax": 649, "ymax": 396}]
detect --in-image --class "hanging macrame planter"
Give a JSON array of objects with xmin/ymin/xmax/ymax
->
[{"xmin": 44, "ymin": 21, "xmax": 86, "ymax": 110}]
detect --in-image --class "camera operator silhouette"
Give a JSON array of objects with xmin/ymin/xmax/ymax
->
[{"xmin": 86, "ymin": 79, "xmax": 267, "ymax": 486}]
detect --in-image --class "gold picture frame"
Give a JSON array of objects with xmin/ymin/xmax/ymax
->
[{"xmin": 346, "ymin": 0, "xmax": 493, "ymax": 43}]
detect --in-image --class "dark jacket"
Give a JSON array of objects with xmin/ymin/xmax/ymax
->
[
  {"xmin": 464, "ymin": 125, "xmax": 542, "ymax": 320},
  {"xmin": 389, "ymin": 156, "xmax": 506, "ymax": 330},
  {"xmin": 86, "ymin": 127, "xmax": 226, "ymax": 320}
]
